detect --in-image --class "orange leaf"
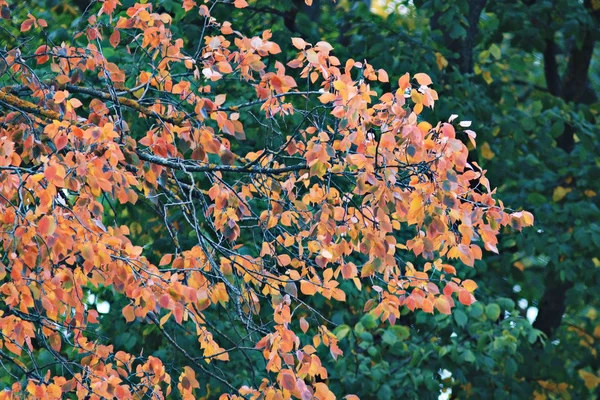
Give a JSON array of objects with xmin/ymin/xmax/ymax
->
[
  {"xmin": 69, "ymin": 98, "xmax": 83, "ymax": 108},
  {"xmin": 48, "ymin": 333, "xmax": 61, "ymax": 352},
  {"xmin": 277, "ymin": 254, "xmax": 291, "ymax": 267},
  {"xmin": 319, "ymin": 92, "xmax": 337, "ymax": 103},
  {"xmin": 435, "ymin": 297, "xmax": 451, "ymax": 315},
  {"xmin": 378, "ymin": 69, "xmax": 389, "ymax": 83},
  {"xmin": 81, "ymin": 243, "xmax": 94, "ymax": 262},
  {"xmin": 414, "ymin": 73, "xmax": 433, "ymax": 86},
  {"xmin": 398, "ymin": 72, "xmax": 410, "ymax": 91},
  {"xmin": 233, "ymin": 0, "xmax": 248, "ymax": 8},
  {"xmin": 300, "ymin": 317, "xmax": 309, "ymax": 333},
  {"xmin": 292, "ymin": 37, "xmax": 307, "ymax": 50},
  {"xmin": 122, "ymin": 305, "xmax": 135, "ymax": 322},
  {"xmin": 300, "ymin": 280, "xmax": 317, "ymax": 295},
  {"xmin": 53, "ymin": 90, "xmax": 69, "ymax": 104},
  {"xmin": 159, "ymin": 254, "xmax": 173, "ymax": 266}
]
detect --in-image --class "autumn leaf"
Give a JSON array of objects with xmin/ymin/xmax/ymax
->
[
  {"xmin": 480, "ymin": 142, "xmax": 495, "ymax": 160},
  {"xmin": 462, "ymin": 279, "xmax": 478, "ymax": 293},
  {"xmin": 292, "ymin": 37, "xmax": 307, "ymax": 50},
  {"xmin": 435, "ymin": 297, "xmax": 451, "ymax": 315},
  {"xmin": 34, "ymin": 45, "xmax": 49, "ymax": 64},
  {"xmin": 377, "ymin": 69, "xmax": 389, "ymax": 83},
  {"xmin": 579, "ymin": 369, "xmax": 600, "ymax": 390},
  {"xmin": 414, "ymin": 73, "xmax": 433, "ymax": 86},
  {"xmin": 122, "ymin": 305, "xmax": 135, "ymax": 323},
  {"xmin": 159, "ymin": 254, "xmax": 173, "ymax": 266}
]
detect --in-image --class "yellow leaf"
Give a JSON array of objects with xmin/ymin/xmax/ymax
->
[
  {"xmin": 462, "ymin": 279, "xmax": 478, "ymax": 293},
  {"xmin": 413, "ymin": 102, "xmax": 423, "ymax": 115},
  {"xmin": 435, "ymin": 52, "xmax": 448, "ymax": 70},
  {"xmin": 552, "ymin": 186, "xmax": 572, "ymax": 202},
  {"xmin": 410, "ymin": 89, "xmax": 422, "ymax": 104},
  {"xmin": 521, "ymin": 211, "xmax": 534, "ymax": 226},
  {"xmin": 482, "ymin": 70, "xmax": 493, "ymax": 84},
  {"xmin": 418, "ymin": 121, "xmax": 432, "ymax": 133},
  {"xmin": 579, "ymin": 369, "xmax": 600, "ymax": 390},
  {"xmin": 306, "ymin": 49, "xmax": 318, "ymax": 64},
  {"xmin": 480, "ymin": 142, "xmax": 495, "ymax": 160}
]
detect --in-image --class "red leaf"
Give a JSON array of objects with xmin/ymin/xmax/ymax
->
[
  {"xmin": 109, "ymin": 29, "xmax": 120, "ymax": 48},
  {"xmin": 38, "ymin": 215, "xmax": 57, "ymax": 236},
  {"xmin": 34, "ymin": 45, "xmax": 49, "ymax": 64},
  {"xmin": 20, "ymin": 19, "xmax": 33, "ymax": 32},
  {"xmin": 458, "ymin": 289, "xmax": 475, "ymax": 306},
  {"xmin": 280, "ymin": 370, "xmax": 297, "ymax": 391}
]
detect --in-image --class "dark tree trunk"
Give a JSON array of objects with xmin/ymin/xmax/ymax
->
[
  {"xmin": 430, "ymin": 0, "xmax": 487, "ymax": 74},
  {"xmin": 532, "ymin": 0, "xmax": 599, "ymax": 338}
]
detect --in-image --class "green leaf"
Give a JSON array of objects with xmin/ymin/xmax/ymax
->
[
  {"xmin": 550, "ymin": 120, "xmax": 565, "ymax": 138},
  {"xmin": 497, "ymin": 298, "xmax": 515, "ymax": 311},
  {"xmin": 462, "ymin": 349, "xmax": 476, "ymax": 363},
  {"xmin": 334, "ymin": 324, "xmax": 351, "ymax": 340},
  {"xmin": 469, "ymin": 302, "xmax": 484, "ymax": 319},
  {"xmin": 486, "ymin": 303, "xmax": 502, "ymax": 321},
  {"xmin": 489, "ymin": 44, "xmax": 501, "ymax": 60},
  {"xmin": 382, "ymin": 325, "xmax": 409, "ymax": 345},
  {"xmin": 454, "ymin": 309, "xmax": 468, "ymax": 327},
  {"xmin": 377, "ymin": 384, "xmax": 393, "ymax": 400},
  {"xmin": 360, "ymin": 313, "xmax": 378, "ymax": 329}
]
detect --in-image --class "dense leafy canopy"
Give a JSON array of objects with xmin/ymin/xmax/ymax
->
[{"xmin": 0, "ymin": 0, "xmax": 598, "ymax": 399}]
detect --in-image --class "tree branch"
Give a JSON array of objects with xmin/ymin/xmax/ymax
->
[{"xmin": 136, "ymin": 151, "xmax": 307, "ymax": 175}]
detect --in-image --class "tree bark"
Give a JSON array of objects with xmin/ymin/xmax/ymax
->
[{"xmin": 430, "ymin": 0, "xmax": 487, "ymax": 74}]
